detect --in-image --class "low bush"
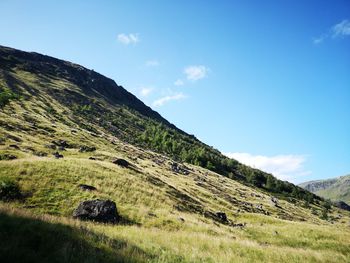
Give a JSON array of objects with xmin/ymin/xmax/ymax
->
[{"xmin": 0, "ymin": 177, "xmax": 21, "ymax": 201}]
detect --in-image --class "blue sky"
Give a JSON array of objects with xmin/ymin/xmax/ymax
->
[{"xmin": 1, "ymin": 0, "xmax": 349, "ymax": 183}]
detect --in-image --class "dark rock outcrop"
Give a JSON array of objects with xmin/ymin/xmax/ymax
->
[
  {"xmin": 113, "ymin": 158, "xmax": 129, "ymax": 167},
  {"xmin": 73, "ymin": 199, "xmax": 118, "ymax": 223},
  {"xmin": 53, "ymin": 152, "xmax": 63, "ymax": 159},
  {"xmin": 216, "ymin": 212, "xmax": 229, "ymax": 223},
  {"xmin": 171, "ymin": 162, "xmax": 189, "ymax": 175},
  {"xmin": 78, "ymin": 184, "xmax": 97, "ymax": 191},
  {"xmin": 0, "ymin": 154, "xmax": 17, "ymax": 160}
]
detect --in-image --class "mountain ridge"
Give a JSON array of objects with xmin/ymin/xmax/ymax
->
[{"xmin": 299, "ymin": 174, "xmax": 350, "ymax": 203}]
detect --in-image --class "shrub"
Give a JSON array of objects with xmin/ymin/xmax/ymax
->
[
  {"xmin": 0, "ymin": 88, "xmax": 19, "ymax": 108},
  {"xmin": 0, "ymin": 177, "xmax": 21, "ymax": 201}
]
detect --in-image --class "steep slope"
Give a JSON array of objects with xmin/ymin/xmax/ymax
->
[
  {"xmin": 1, "ymin": 45, "xmax": 350, "ymax": 262},
  {"xmin": 300, "ymin": 174, "xmax": 350, "ymax": 203},
  {"xmin": 0, "ymin": 45, "xmax": 317, "ymax": 204}
]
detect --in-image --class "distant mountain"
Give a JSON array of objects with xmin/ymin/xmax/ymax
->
[{"xmin": 299, "ymin": 174, "xmax": 350, "ymax": 203}]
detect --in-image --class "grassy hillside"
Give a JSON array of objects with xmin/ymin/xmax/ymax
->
[
  {"xmin": 300, "ymin": 175, "xmax": 350, "ymax": 203},
  {"xmin": 0, "ymin": 45, "xmax": 318, "ymax": 204},
  {"xmin": 1, "ymin": 45, "xmax": 350, "ymax": 262}
]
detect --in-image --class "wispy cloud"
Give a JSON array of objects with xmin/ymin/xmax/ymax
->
[
  {"xmin": 312, "ymin": 35, "xmax": 326, "ymax": 45},
  {"xmin": 174, "ymin": 79, "xmax": 184, "ymax": 86},
  {"xmin": 145, "ymin": 60, "xmax": 159, "ymax": 67},
  {"xmin": 152, "ymin": 93, "xmax": 186, "ymax": 107},
  {"xmin": 313, "ymin": 19, "xmax": 350, "ymax": 44},
  {"xmin": 184, "ymin": 65, "xmax": 209, "ymax": 81},
  {"xmin": 117, "ymin": 33, "xmax": 139, "ymax": 45},
  {"xmin": 224, "ymin": 152, "xmax": 311, "ymax": 182},
  {"xmin": 332, "ymin": 19, "xmax": 350, "ymax": 38},
  {"xmin": 139, "ymin": 86, "xmax": 153, "ymax": 97}
]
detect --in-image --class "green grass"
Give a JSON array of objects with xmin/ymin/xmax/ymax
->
[{"xmin": 1, "ymin": 153, "xmax": 350, "ymax": 262}]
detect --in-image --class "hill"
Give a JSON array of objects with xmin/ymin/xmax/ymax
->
[
  {"xmin": 1, "ymin": 45, "xmax": 350, "ymax": 262},
  {"xmin": 299, "ymin": 174, "xmax": 350, "ymax": 203}
]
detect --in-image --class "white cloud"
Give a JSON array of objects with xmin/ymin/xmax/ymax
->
[
  {"xmin": 313, "ymin": 19, "xmax": 350, "ymax": 44},
  {"xmin": 332, "ymin": 19, "xmax": 350, "ymax": 37},
  {"xmin": 184, "ymin": 65, "xmax": 209, "ymax": 81},
  {"xmin": 146, "ymin": 60, "xmax": 159, "ymax": 67},
  {"xmin": 174, "ymin": 79, "xmax": 184, "ymax": 86},
  {"xmin": 139, "ymin": 87, "xmax": 153, "ymax": 97},
  {"xmin": 117, "ymin": 33, "xmax": 139, "ymax": 45},
  {"xmin": 152, "ymin": 93, "xmax": 186, "ymax": 107},
  {"xmin": 312, "ymin": 36, "xmax": 325, "ymax": 44},
  {"xmin": 224, "ymin": 152, "xmax": 311, "ymax": 182}
]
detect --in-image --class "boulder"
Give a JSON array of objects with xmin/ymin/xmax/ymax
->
[
  {"xmin": 216, "ymin": 212, "xmax": 228, "ymax": 223},
  {"xmin": 78, "ymin": 184, "xmax": 97, "ymax": 191},
  {"xmin": 113, "ymin": 158, "xmax": 129, "ymax": 167},
  {"xmin": 271, "ymin": 196, "xmax": 278, "ymax": 204},
  {"xmin": 53, "ymin": 152, "xmax": 63, "ymax": 159},
  {"xmin": 73, "ymin": 199, "xmax": 118, "ymax": 223},
  {"xmin": 9, "ymin": 144, "xmax": 20, "ymax": 149},
  {"xmin": 171, "ymin": 162, "xmax": 190, "ymax": 175}
]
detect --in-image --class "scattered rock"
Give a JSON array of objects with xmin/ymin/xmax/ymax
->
[
  {"xmin": 45, "ymin": 144, "xmax": 56, "ymax": 150},
  {"xmin": 0, "ymin": 154, "xmax": 17, "ymax": 160},
  {"xmin": 171, "ymin": 162, "xmax": 190, "ymax": 175},
  {"xmin": 9, "ymin": 144, "xmax": 20, "ymax": 149},
  {"xmin": 216, "ymin": 212, "xmax": 229, "ymax": 223},
  {"xmin": 231, "ymin": 222, "xmax": 246, "ymax": 228},
  {"xmin": 53, "ymin": 152, "xmax": 63, "ymax": 159},
  {"xmin": 256, "ymin": 204, "xmax": 263, "ymax": 210},
  {"xmin": 78, "ymin": 184, "xmax": 97, "ymax": 191},
  {"xmin": 79, "ymin": 145, "xmax": 96, "ymax": 152},
  {"xmin": 270, "ymin": 196, "xmax": 282, "ymax": 208},
  {"xmin": 34, "ymin": 151, "xmax": 48, "ymax": 157},
  {"xmin": 113, "ymin": 158, "xmax": 129, "ymax": 167},
  {"xmin": 271, "ymin": 196, "xmax": 278, "ymax": 204},
  {"xmin": 148, "ymin": 212, "xmax": 157, "ymax": 218},
  {"xmin": 52, "ymin": 139, "xmax": 69, "ymax": 148},
  {"xmin": 73, "ymin": 199, "xmax": 119, "ymax": 223}
]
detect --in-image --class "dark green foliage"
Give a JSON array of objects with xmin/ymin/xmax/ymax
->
[
  {"xmin": 133, "ymin": 123, "xmax": 319, "ymax": 204},
  {"xmin": 0, "ymin": 177, "xmax": 21, "ymax": 201},
  {"xmin": 323, "ymin": 199, "xmax": 332, "ymax": 210},
  {"xmin": 0, "ymin": 88, "xmax": 19, "ymax": 108},
  {"xmin": 321, "ymin": 208, "xmax": 328, "ymax": 220},
  {"xmin": 0, "ymin": 154, "xmax": 17, "ymax": 161}
]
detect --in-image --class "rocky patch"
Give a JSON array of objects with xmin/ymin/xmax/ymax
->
[
  {"xmin": 170, "ymin": 162, "xmax": 190, "ymax": 175},
  {"xmin": 73, "ymin": 199, "xmax": 119, "ymax": 223},
  {"xmin": 113, "ymin": 158, "xmax": 129, "ymax": 168},
  {"xmin": 53, "ymin": 152, "xmax": 63, "ymax": 159},
  {"xmin": 78, "ymin": 184, "xmax": 97, "ymax": 191}
]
